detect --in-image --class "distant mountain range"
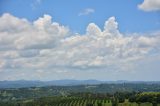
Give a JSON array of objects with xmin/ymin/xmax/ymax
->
[{"xmin": 0, "ymin": 80, "xmax": 160, "ymax": 88}]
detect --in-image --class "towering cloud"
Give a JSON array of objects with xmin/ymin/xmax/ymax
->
[{"xmin": 0, "ymin": 13, "xmax": 160, "ymax": 80}]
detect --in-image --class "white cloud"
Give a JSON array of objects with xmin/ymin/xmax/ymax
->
[
  {"xmin": 138, "ymin": 0, "xmax": 160, "ymax": 11},
  {"xmin": 0, "ymin": 13, "xmax": 160, "ymax": 80},
  {"xmin": 0, "ymin": 13, "xmax": 69, "ymax": 50},
  {"xmin": 78, "ymin": 8, "xmax": 95, "ymax": 16}
]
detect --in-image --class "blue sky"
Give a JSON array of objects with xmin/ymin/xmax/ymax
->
[
  {"xmin": 0, "ymin": 0, "xmax": 160, "ymax": 81},
  {"xmin": 0, "ymin": 0, "xmax": 160, "ymax": 33}
]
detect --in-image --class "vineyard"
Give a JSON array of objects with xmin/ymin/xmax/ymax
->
[
  {"xmin": 33, "ymin": 97, "xmax": 160, "ymax": 106},
  {"xmin": 51, "ymin": 99, "xmax": 112, "ymax": 106},
  {"xmin": 3, "ymin": 97, "xmax": 159, "ymax": 106}
]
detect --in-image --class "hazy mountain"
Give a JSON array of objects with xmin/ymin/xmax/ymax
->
[{"xmin": 0, "ymin": 80, "xmax": 160, "ymax": 88}]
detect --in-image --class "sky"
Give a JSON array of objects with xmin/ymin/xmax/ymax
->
[{"xmin": 0, "ymin": 0, "xmax": 160, "ymax": 81}]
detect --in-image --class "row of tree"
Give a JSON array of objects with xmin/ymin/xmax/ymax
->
[{"xmin": 0, "ymin": 92, "xmax": 160, "ymax": 106}]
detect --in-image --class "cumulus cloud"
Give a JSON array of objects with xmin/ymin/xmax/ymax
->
[
  {"xmin": 0, "ymin": 13, "xmax": 69, "ymax": 50},
  {"xmin": 78, "ymin": 8, "xmax": 95, "ymax": 16},
  {"xmin": 0, "ymin": 13, "xmax": 160, "ymax": 80},
  {"xmin": 138, "ymin": 0, "xmax": 160, "ymax": 11}
]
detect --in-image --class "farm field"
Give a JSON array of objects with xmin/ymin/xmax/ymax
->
[
  {"xmin": 0, "ymin": 83, "xmax": 160, "ymax": 106},
  {"xmin": 1, "ymin": 97, "xmax": 160, "ymax": 106}
]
